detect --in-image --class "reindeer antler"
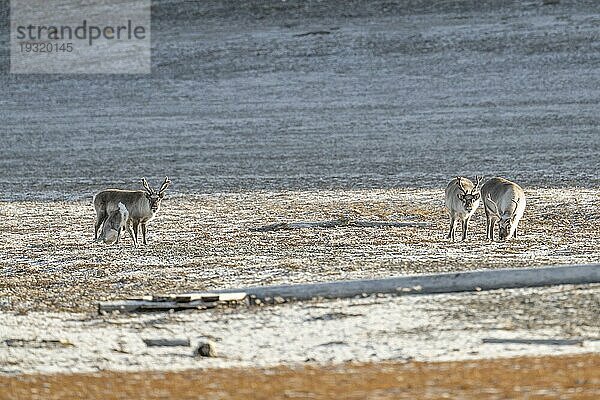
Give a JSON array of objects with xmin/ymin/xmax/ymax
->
[
  {"xmin": 472, "ymin": 175, "xmax": 483, "ymax": 193},
  {"xmin": 158, "ymin": 176, "xmax": 171, "ymax": 194},
  {"xmin": 456, "ymin": 176, "xmax": 468, "ymax": 194},
  {"xmin": 141, "ymin": 177, "xmax": 153, "ymax": 194}
]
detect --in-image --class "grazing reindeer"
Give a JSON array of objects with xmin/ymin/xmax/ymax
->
[
  {"xmin": 445, "ymin": 176, "xmax": 483, "ymax": 241},
  {"xmin": 97, "ymin": 202, "xmax": 132, "ymax": 245},
  {"xmin": 480, "ymin": 177, "xmax": 526, "ymax": 241},
  {"xmin": 94, "ymin": 177, "xmax": 171, "ymax": 247}
]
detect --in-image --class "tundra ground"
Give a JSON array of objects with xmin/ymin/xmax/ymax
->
[{"xmin": 1, "ymin": 188, "xmax": 599, "ymax": 313}]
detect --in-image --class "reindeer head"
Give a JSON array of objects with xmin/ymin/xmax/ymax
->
[
  {"xmin": 141, "ymin": 177, "xmax": 171, "ymax": 213},
  {"xmin": 456, "ymin": 176, "xmax": 482, "ymax": 213}
]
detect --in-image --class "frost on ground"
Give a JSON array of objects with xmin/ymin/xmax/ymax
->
[
  {"xmin": 0, "ymin": 284, "xmax": 598, "ymax": 375},
  {"xmin": 0, "ymin": 188, "xmax": 599, "ymax": 313}
]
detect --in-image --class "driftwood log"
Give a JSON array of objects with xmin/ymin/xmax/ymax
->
[
  {"xmin": 98, "ymin": 292, "xmax": 247, "ymax": 314},
  {"xmin": 97, "ymin": 264, "xmax": 599, "ymax": 313}
]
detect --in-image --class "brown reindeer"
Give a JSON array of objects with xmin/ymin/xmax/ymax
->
[
  {"xmin": 94, "ymin": 177, "xmax": 171, "ymax": 247},
  {"xmin": 481, "ymin": 177, "xmax": 526, "ymax": 241}
]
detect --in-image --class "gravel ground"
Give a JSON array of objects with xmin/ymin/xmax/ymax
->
[{"xmin": 1, "ymin": 188, "xmax": 599, "ymax": 312}]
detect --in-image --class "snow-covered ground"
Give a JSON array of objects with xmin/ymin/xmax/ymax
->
[{"xmin": 1, "ymin": 284, "xmax": 598, "ymax": 375}]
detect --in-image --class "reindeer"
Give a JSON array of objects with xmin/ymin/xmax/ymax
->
[
  {"xmin": 94, "ymin": 177, "xmax": 171, "ymax": 247},
  {"xmin": 480, "ymin": 177, "xmax": 526, "ymax": 241},
  {"xmin": 445, "ymin": 176, "xmax": 483, "ymax": 241},
  {"xmin": 96, "ymin": 202, "xmax": 132, "ymax": 245}
]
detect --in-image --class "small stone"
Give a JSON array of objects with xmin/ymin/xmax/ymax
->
[{"xmin": 195, "ymin": 341, "xmax": 217, "ymax": 357}]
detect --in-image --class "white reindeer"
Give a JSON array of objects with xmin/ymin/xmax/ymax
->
[
  {"xmin": 445, "ymin": 176, "xmax": 482, "ymax": 241},
  {"xmin": 94, "ymin": 177, "xmax": 171, "ymax": 247},
  {"xmin": 480, "ymin": 177, "xmax": 526, "ymax": 241},
  {"xmin": 96, "ymin": 202, "xmax": 132, "ymax": 245}
]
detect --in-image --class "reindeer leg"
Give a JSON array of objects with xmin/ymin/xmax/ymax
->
[
  {"xmin": 141, "ymin": 223, "xmax": 148, "ymax": 245},
  {"xmin": 447, "ymin": 217, "xmax": 455, "ymax": 241},
  {"xmin": 483, "ymin": 209, "xmax": 491, "ymax": 240},
  {"xmin": 126, "ymin": 224, "xmax": 137, "ymax": 248},
  {"xmin": 462, "ymin": 218, "xmax": 469, "ymax": 241},
  {"xmin": 94, "ymin": 212, "xmax": 107, "ymax": 240},
  {"xmin": 489, "ymin": 220, "xmax": 496, "ymax": 241},
  {"xmin": 132, "ymin": 222, "xmax": 139, "ymax": 247}
]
